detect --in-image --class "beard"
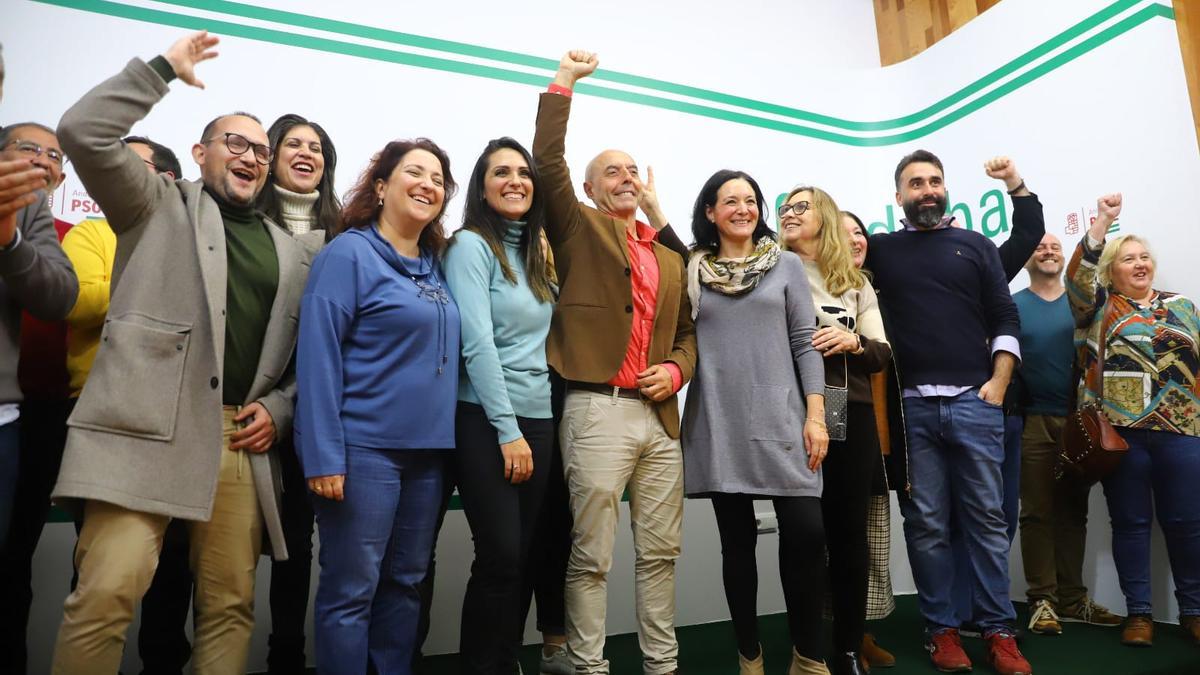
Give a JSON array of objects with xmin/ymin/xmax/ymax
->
[{"xmin": 902, "ymin": 194, "xmax": 948, "ymax": 229}]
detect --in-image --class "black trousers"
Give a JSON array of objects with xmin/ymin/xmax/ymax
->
[
  {"xmin": 821, "ymin": 402, "xmax": 880, "ymax": 653},
  {"xmin": 518, "ymin": 369, "xmax": 571, "ymax": 638},
  {"xmin": 711, "ymin": 493, "xmax": 826, "ymax": 661},
  {"xmin": 454, "ymin": 403, "xmax": 553, "ymax": 674},
  {"xmin": 0, "ymin": 397, "xmax": 71, "ymax": 675},
  {"xmin": 266, "ymin": 439, "xmax": 316, "ymax": 673}
]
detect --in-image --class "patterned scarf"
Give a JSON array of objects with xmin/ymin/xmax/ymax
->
[{"xmin": 687, "ymin": 237, "xmax": 782, "ymax": 320}]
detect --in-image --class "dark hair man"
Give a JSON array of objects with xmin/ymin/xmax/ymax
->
[
  {"xmin": 868, "ymin": 149, "xmax": 1033, "ymax": 675},
  {"xmin": 50, "ymin": 31, "xmax": 315, "ymax": 673}
]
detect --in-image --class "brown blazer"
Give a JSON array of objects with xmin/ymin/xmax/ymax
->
[{"xmin": 532, "ymin": 92, "xmax": 697, "ymax": 438}]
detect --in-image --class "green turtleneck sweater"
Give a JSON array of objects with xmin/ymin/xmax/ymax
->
[{"xmin": 210, "ymin": 189, "xmax": 279, "ymax": 405}]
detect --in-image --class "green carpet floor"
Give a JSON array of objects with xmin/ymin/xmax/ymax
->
[{"xmin": 414, "ymin": 595, "xmax": 1200, "ymax": 675}]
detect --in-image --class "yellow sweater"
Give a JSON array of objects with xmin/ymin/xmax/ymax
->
[{"xmin": 62, "ymin": 218, "xmax": 115, "ymax": 398}]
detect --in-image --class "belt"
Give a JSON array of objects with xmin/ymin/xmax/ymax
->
[{"xmin": 566, "ymin": 380, "xmax": 643, "ymax": 400}]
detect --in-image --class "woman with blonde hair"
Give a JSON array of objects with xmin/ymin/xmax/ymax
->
[
  {"xmin": 781, "ymin": 187, "xmax": 892, "ymax": 675},
  {"xmin": 1067, "ymin": 193, "xmax": 1200, "ymax": 648}
]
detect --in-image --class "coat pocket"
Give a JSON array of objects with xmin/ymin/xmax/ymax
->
[
  {"xmin": 69, "ymin": 313, "xmax": 193, "ymax": 441},
  {"xmin": 749, "ymin": 385, "xmax": 797, "ymax": 447}
]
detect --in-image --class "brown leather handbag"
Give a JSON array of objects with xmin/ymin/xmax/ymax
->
[{"xmin": 1057, "ymin": 298, "xmax": 1129, "ymax": 484}]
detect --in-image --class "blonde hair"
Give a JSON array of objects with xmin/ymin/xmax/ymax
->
[
  {"xmin": 1097, "ymin": 234, "xmax": 1154, "ymax": 287},
  {"xmin": 785, "ymin": 185, "xmax": 865, "ymax": 296}
]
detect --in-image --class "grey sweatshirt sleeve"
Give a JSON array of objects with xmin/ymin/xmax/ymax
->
[
  {"xmin": 0, "ymin": 193, "xmax": 79, "ymax": 320},
  {"xmin": 782, "ymin": 256, "xmax": 826, "ymax": 397}
]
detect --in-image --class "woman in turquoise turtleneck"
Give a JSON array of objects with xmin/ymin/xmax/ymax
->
[{"xmin": 443, "ymin": 137, "xmax": 556, "ymax": 673}]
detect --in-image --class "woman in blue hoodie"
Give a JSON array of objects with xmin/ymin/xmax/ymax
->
[
  {"xmin": 443, "ymin": 137, "xmax": 555, "ymax": 673},
  {"xmin": 295, "ymin": 138, "xmax": 460, "ymax": 675}
]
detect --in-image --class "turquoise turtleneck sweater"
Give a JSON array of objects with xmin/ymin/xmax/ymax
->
[{"xmin": 443, "ymin": 224, "xmax": 553, "ymax": 443}]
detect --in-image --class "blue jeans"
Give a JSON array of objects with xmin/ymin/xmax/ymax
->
[
  {"xmin": 312, "ymin": 446, "xmax": 444, "ymax": 675},
  {"xmin": 0, "ymin": 420, "xmax": 19, "ymax": 549},
  {"xmin": 951, "ymin": 413, "xmax": 1022, "ymax": 624},
  {"xmin": 1102, "ymin": 429, "xmax": 1200, "ymax": 617},
  {"xmin": 898, "ymin": 389, "xmax": 1016, "ymax": 633}
]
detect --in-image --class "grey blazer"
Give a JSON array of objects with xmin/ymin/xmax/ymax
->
[{"xmin": 52, "ymin": 58, "xmax": 311, "ymax": 560}]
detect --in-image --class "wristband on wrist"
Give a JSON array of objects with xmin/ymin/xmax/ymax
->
[
  {"xmin": 1006, "ymin": 180, "xmax": 1027, "ymax": 196},
  {"xmin": 805, "ymin": 417, "xmax": 826, "ymax": 427}
]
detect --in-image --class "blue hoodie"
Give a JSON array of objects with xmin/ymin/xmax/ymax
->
[{"xmin": 294, "ymin": 225, "xmax": 460, "ymax": 479}]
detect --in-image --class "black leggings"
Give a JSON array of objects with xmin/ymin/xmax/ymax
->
[
  {"xmin": 455, "ymin": 403, "xmax": 554, "ymax": 674},
  {"xmin": 711, "ymin": 493, "xmax": 825, "ymax": 661},
  {"xmin": 821, "ymin": 402, "xmax": 880, "ymax": 653}
]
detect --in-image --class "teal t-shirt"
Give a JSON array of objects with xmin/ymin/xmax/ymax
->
[{"xmin": 1013, "ymin": 288, "xmax": 1074, "ymax": 416}]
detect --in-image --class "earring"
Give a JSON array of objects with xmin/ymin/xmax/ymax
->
[{"xmin": 378, "ymin": 197, "xmax": 384, "ymax": 207}]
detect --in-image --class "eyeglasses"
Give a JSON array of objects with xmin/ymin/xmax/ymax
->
[
  {"xmin": 778, "ymin": 200, "xmax": 810, "ymax": 217},
  {"xmin": 3, "ymin": 139, "xmax": 64, "ymax": 165},
  {"xmin": 202, "ymin": 132, "xmax": 272, "ymax": 165}
]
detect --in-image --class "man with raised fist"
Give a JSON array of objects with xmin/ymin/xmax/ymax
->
[
  {"xmin": 50, "ymin": 32, "xmax": 312, "ymax": 674},
  {"xmin": 868, "ymin": 150, "xmax": 1035, "ymax": 675},
  {"xmin": 531, "ymin": 49, "xmax": 696, "ymax": 675}
]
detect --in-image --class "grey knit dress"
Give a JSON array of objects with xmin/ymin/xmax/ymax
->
[{"xmin": 681, "ymin": 252, "xmax": 827, "ymax": 497}]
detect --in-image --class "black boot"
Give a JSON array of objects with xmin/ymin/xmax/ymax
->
[{"xmin": 831, "ymin": 651, "xmax": 868, "ymax": 675}]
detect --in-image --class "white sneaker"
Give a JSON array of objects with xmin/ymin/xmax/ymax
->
[{"xmin": 540, "ymin": 644, "xmax": 574, "ymax": 675}]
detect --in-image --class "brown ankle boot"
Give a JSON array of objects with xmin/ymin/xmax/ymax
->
[
  {"xmin": 789, "ymin": 648, "xmax": 831, "ymax": 675},
  {"xmin": 861, "ymin": 633, "xmax": 896, "ymax": 667},
  {"xmin": 738, "ymin": 644, "xmax": 765, "ymax": 675}
]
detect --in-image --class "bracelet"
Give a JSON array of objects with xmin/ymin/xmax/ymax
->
[
  {"xmin": 1006, "ymin": 180, "xmax": 1027, "ymax": 196},
  {"xmin": 805, "ymin": 417, "xmax": 827, "ymax": 427}
]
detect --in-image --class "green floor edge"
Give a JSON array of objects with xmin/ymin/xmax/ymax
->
[{"xmin": 394, "ymin": 595, "xmax": 1199, "ymax": 675}]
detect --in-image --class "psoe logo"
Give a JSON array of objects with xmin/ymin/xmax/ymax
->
[{"xmin": 1064, "ymin": 208, "xmax": 1118, "ymax": 237}]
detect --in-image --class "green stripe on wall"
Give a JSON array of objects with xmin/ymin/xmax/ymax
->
[
  {"xmin": 148, "ymin": 0, "xmax": 1142, "ymax": 132},
  {"xmin": 31, "ymin": 0, "xmax": 1174, "ymax": 146}
]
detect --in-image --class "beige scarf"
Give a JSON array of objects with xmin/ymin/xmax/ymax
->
[{"xmin": 686, "ymin": 237, "xmax": 782, "ymax": 320}]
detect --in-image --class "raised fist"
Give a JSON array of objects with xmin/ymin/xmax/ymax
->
[
  {"xmin": 163, "ymin": 31, "xmax": 220, "ymax": 89},
  {"xmin": 1097, "ymin": 193, "xmax": 1123, "ymax": 221},
  {"xmin": 557, "ymin": 50, "xmax": 598, "ymax": 82},
  {"xmin": 983, "ymin": 156, "xmax": 1022, "ymax": 190}
]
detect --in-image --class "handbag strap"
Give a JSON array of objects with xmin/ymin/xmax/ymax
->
[{"xmin": 1092, "ymin": 292, "xmax": 1112, "ymax": 405}]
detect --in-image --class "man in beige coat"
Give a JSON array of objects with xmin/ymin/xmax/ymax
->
[{"xmin": 50, "ymin": 32, "xmax": 313, "ymax": 674}]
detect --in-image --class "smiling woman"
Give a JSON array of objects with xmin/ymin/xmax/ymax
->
[
  {"xmin": 1067, "ymin": 193, "xmax": 1200, "ymax": 647},
  {"xmin": 257, "ymin": 113, "xmax": 342, "ymax": 239},
  {"xmin": 294, "ymin": 137, "xmax": 462, "ymax": 673}
]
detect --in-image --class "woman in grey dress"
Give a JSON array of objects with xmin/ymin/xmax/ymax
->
[{"xmin": 681, "ymin": 169, "xmax": 829, "ymax": 675}]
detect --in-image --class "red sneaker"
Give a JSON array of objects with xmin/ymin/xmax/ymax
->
[
  {"xmin": 986, "ymin": 632, "xmax": 1033, "ymax": 675},
  {"xmin": 926, "ymin": 628, "xmax": 972, "ymax": 672}
]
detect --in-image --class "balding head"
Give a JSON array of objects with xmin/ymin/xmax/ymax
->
[
  {"xmin": 1025, "ymin": 232, "xmax": 1064, "ymax": 279},
  {"xmin": 583, "ymin": 149, "xmax": 640, "ymax": 219}
]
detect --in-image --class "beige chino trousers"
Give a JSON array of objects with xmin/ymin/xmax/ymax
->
[
  {"xmin": 560, "ymin": 389, "xmax": 684, "ymax": 675},
  {"xmin": 53, "ymin": 407, "xmax": 263, "ymax": 674}
]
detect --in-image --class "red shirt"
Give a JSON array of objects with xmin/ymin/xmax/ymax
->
[
  {"xmin": 549, "ymin": 84, "xmax": 682, "ymax": 394},
  {"xmin": 18, "ymin": 218, "xmax": 73, "ymax": 400}
]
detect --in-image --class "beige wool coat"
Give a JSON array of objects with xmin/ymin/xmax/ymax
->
[{"xmin": 53, "ymin": 58, "xmax": 313, "ymax": 560}]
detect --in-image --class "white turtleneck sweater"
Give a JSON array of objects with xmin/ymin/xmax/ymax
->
[{"xmin": 273, "ymin": 184, "xmax": 320, "ymax": 235}]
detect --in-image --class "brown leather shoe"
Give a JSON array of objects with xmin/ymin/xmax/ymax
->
[
  {"xmin": 1182, "ymin": 616, "xmax": 1200, "ymax": 645},
  {"xmin": 861, "ymin": 633, "xmax": 896, "ymax": 668},
  {"xmin": 1121, "ymin": 615, "xmax": 1154, "ymax": 647}
]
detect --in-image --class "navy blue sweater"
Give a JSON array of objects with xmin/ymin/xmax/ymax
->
[
  {"xmin": 294, "ymin": 226, "xmax": 461, "ymax": 479},
  {"xmin": 866, "ymin": 226, "xmax": 1019, "ymax": 389}
]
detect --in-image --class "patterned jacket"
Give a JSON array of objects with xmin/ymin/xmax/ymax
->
[{"xmin": 1066, "ymin": 235, "xmax": 1199, "ymax": 436}]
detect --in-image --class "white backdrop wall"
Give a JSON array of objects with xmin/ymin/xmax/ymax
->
[{"xmin": 3, "ymin": 0, "xmax": 1198, "ymax": 672}]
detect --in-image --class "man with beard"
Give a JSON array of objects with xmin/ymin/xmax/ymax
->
[
  {"xmin": 50, "ymin": 32, "xmax": 312, "ymax": 674},
  {"xmin": 1014, "ymin": 233, "xmax": 1121, "ymax": 636},
  {"xmin": 865, "ymin": 149, "xmax": 1032, "ymax": 675}
]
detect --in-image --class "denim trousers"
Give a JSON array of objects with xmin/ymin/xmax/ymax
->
[
  {"xmin": 951, "ymin": 413, "xmax": 1022, "ymax": 624},
  {"xmin": 1102, "ymin": 428, "xmax": 1200, "ymax": 617},
  {"xmin": 897, "ymin": 389, "xmax": 1016, "ymax": 633},
  {"xmin": 312, "ymin": 446, "xmax": 444, "ymax": 675}
]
